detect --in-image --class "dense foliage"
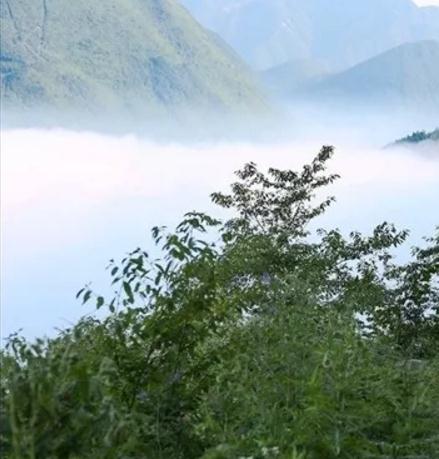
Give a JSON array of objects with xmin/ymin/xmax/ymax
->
[{"xmin": 1, "ymin": 147, "xmax": 438, "ymax": 458}]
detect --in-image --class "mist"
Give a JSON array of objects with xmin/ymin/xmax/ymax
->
[{"xmin": 1, "ymin": 119, "xmax": 438, "ymax": 340}]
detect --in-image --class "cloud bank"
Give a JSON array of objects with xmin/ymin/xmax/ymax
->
[{"xmin": 1, "ymin": 128, "xmax": 438, "ymax": 339}]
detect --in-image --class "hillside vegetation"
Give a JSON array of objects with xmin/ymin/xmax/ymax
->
[
  {"xmin": 2, "ymin": 148, "xmax": 439, "ymax": 458},
  {"xmin": 393, "ymin": 127, "xmax": 439, "ymax": 145},
  {"xmin": 0, "ymin": 0, "xmax": 266, "ymax": 114}
]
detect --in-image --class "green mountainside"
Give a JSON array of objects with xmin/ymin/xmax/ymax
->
[
  {"xmin": 0, "ymin": 0, "xmax": 267, "ymax": 114},
  {"xmin": 306, "ymin": 40, "xmax": 439, "ymax": 112}
]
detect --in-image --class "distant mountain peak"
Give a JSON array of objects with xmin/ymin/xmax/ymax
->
[
  {"xmin": 182, "ymin": 0, "xmax": 439, "ymax": 70},
  {"xmin": 301, "ymin": 40, "xmax": 439, "ymax": 113}
]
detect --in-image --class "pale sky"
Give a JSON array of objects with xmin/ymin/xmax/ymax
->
[{"xmin": 414, "ymin": 0, "xmax": 439, "ymax": 6}]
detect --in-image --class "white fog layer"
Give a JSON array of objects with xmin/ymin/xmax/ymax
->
[{"xmin": 1, "ymin": 128, "xmax": 438, "ymax": 339}]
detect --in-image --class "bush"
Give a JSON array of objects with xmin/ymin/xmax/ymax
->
[{"xmin": 2, "ymin": 147, "xmax": 438, "ymax": 458}]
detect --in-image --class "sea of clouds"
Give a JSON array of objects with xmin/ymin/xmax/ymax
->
[{"xmin": 1, "ymin": 127, "xmax": 438, "ymax": 339}]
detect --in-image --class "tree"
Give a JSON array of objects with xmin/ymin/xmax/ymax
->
[{"xmin": 2, "ymin": 147, "xmax": 438, "ymax": 459}]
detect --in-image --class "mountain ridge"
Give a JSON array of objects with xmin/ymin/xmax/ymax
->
[
  {"xmin": 182, "ymin": 0, "xmax": 439, "ymax": 70},
  {"xmin": 1, "ymin": 0, "xmax": 267, "ymax": 115},
  {"xmin": 305, "ymin": 40, "xmax": 439, "ymax": 112}
]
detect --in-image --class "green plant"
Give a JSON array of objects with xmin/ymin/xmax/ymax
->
[{"xmin": 2, "ymin": 147, "xmax": 438, "ymax": 458}]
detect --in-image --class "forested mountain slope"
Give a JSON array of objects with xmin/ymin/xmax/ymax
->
[{"xmin": 0, "ymin": 0, "xmax": 266, "ymax": 114}]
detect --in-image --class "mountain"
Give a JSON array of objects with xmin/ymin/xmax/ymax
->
[
  {"xmin": 305, "ymin": 40, "xmax": 439, "ymax": 113},
  {"xmin": 0, "ymin": 0, "xmax": 267, "ymax": 115},
  {"xmin": 261, "ymin": 58, "xmax": 330, "ymax": 98},
  {"xmin": 181, "ymin": 0, "xmax": 439, "ymax": 70}
]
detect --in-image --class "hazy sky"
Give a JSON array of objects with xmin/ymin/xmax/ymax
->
[{"xmin": 414, "ymin": 0, "xmax": 439, "ymax": 5}]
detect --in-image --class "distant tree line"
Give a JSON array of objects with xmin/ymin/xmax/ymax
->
[{"xmin": 395, "ymin": 127, "xmax": 439, "ymax": 145}]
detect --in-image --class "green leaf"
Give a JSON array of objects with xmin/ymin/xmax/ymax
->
[
  {"xmin": 123, "ymin": 282, "xmax": 134, "ymax": 304},
  {"xmin": 82, "ymin": 290, "xmax": 92, "ymax": 304},
  {"xmin": 96, "ymin": 296, "xmax": 105, "ymax": 309}
]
